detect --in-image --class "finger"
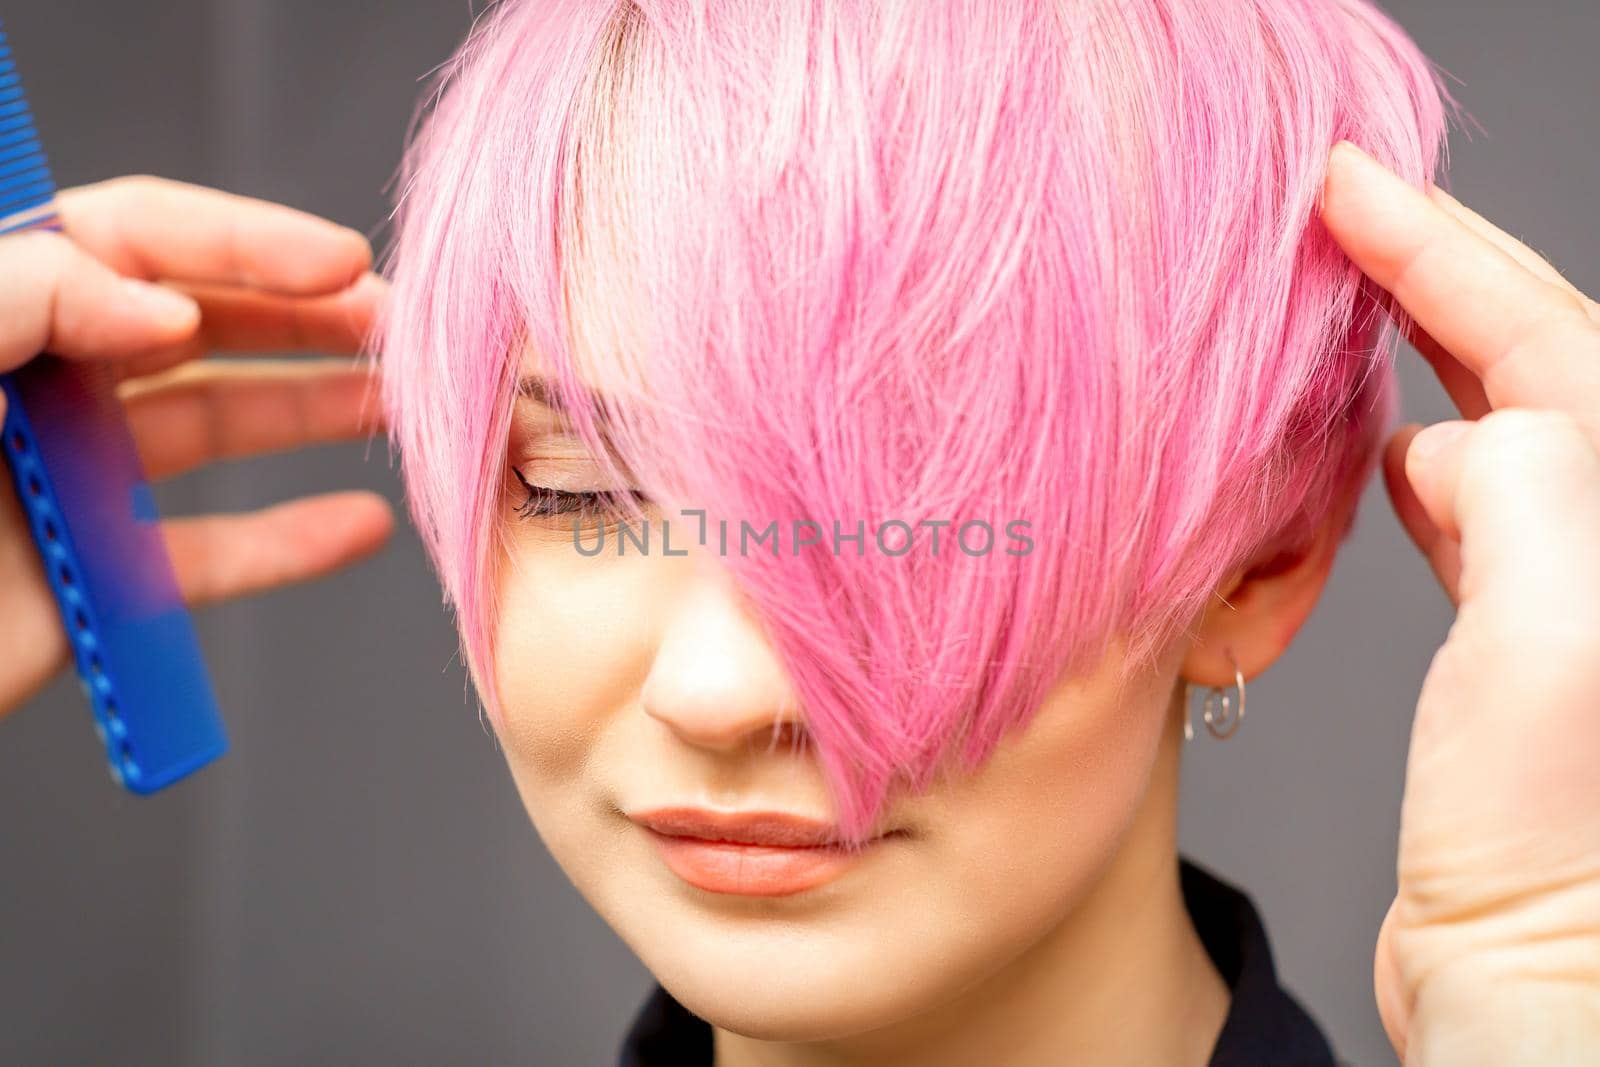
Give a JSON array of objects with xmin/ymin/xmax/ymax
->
[
  {"xmin": 162, "ymin": 490, "xmax": 393, "ymax": 608},
  {"xmin": 1381, "ymin": 423, "xmax": 1462, "ymax": 605},
  {"xmin": 119, "ymin": 360, "xmax": 385, "ymax": 480},
  {"xmin": 115, "ymin": 271, "xmax": 387, "ymax": 380},
  {"xmin": 1426, "ymin": 185, "xmax": 1596, "ymax": 313},
  {"xmin": 55, "ymin": 175, "xmax": 371, "ymax": 297},
  {"xmin": 177, "ymin": 270, "xmax": 385, "ymax": 352},
  {"xmin": 1404, "ymin": 410, "xmax": 1600, "ymax": 627},
  {"xmin": 0, "ymin": 230, "xmax": 199, "ymax": 373},
  {"xmin": 1403, "ymin": 323, "xmax": 1493, "ymax": 422},
  {"xmin": 1322, "ymin": 142, "xmax": 1600, "ymax": 425}
]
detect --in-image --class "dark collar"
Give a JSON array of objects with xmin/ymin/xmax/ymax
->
[{"xmin": 618, "ymin": 855, "xmax": 1337, "ymax": 1066}]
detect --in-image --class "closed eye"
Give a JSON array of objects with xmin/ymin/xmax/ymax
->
[{"xmin": 511, "ymin": 467, "xmax": 648, "ymax": 520}]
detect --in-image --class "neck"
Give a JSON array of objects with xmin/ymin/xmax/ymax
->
[{"xmin": 713, "ymin": 690, "xmax": 1229, "ymax": 1067}]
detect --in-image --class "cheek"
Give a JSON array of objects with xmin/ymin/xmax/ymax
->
[
  {"xmin": 490, "ymin": 538, "xmax": 662, "ymax": 793},
  {"xmin": 877, "ymin": 657, "xmax": 1174, "ymax": 997}
]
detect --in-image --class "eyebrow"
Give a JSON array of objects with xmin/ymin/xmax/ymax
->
[
  {"xmin": 516, "ymin": 374, "xmax": 563, "ymax": 410},
  {"xmin": 516, "ymin": 375, "xmax": 609, "ymax": 424}
]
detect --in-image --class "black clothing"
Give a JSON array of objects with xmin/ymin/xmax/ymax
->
[{"xmin": 618, "ymin": 855, "xmax": 1338, "ymax": 1066}]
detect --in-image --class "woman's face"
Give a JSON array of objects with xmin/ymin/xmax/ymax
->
[{"xmin": 487, "ymin": 384, "xmax": 1188, "ymax": 1040}]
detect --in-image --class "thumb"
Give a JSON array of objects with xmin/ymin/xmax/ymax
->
[
  {"xmin": 1373, "ymin": 899, "xmax": 1411, "ymax": 1065},
  {"xmin": 1382, "ymin": 422, "xmax": 1462, "ymax": 605},
  {"xmin": 1403, "ymin": 409, "xmax": 1600, "ymax": 628},
  {"xmin": 0, "ymin": 229, "xmax": 200, "ymax": 374}
]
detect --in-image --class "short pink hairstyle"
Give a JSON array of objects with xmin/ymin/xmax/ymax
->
[{"xmin": 377, "ymin": 0, "xmax": 1450, "ymax": 843}]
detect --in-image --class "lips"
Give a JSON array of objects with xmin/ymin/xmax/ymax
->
[
  {"xmin": 633, "ymin": 807, "xmax": 847, "ymax": 846},
  {"xmin": 630, "ymin": 806, "xmax": 896, "ymax": 896}
]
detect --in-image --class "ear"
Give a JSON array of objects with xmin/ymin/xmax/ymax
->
[{"xmin": 1180, "ymin": 493, "xmax": 1357, "ymax": 689}]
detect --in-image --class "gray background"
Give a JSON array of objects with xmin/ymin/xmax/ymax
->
[{"xmin": 0, "ymin": 2, "xmax": 1594, "ymax": 1064}]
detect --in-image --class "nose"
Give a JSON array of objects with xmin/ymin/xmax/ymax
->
[{"xmin": 640, "ymin": 572, "xmax": 805, "ymax": 754}]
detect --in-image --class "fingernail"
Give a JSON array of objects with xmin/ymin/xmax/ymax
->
[
  {"xmin": 1407, "ymin": 421, "xmax": 1471, "ymax": 468},
  {"xmin": 1332, "ymin": 139, "xmax": 1374, "ymax": 162},
  {"xmin": 350, "ymin": 270, "xmax": 388, "ymax": 298},
  {"xmin": 121, "ymin": 278, "xmax": 199, "ymax": 329},
  {"xmin": 1329, "ymin": 140, "xmax": 1390, "ymax": 182}
]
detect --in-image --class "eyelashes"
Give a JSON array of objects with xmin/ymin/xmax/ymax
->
[{"xmin": 511, "ymin": 467, "xmax": 647, "ymax": 522}]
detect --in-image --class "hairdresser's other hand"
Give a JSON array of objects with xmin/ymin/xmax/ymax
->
[
  {"xmin": 0, "ymin": 175, "xmax": 393, "ymax": 719},
  {"xmin": 1322, "ymin": 141, "xmax": 1600, "ymax": 1066}
]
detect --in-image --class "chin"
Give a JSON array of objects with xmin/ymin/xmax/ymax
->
[
  {"xmin": 625, "ymin": 910, "xmax": 979, "ymax": 1043},
  {"xmin": 662, "ymin": 966, "xmax": 916, "ymax": 1043}
]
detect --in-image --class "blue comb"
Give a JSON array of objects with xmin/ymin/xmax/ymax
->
[{"xmin": 0, "ymin": 20, "xmax": 228, "ymax": 792}]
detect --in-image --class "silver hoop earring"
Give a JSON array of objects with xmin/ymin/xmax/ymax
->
[{"xmin": 1183, "ymin": 652, "xmax": 1246, "ymax": 742}]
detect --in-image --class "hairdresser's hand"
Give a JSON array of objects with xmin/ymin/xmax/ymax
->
[
  {"xmin": 0, "ymin": 176, "xmax": 393, "ymax": 720},
  {"xmin": 1322, "ymin": 141, "xmax": 1600, "ymax": 1066}
]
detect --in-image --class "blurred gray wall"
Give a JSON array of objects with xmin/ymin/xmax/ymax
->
[{"xmin": 0, "ymin": 2, "xmax": 1594, "ymax": 1064}]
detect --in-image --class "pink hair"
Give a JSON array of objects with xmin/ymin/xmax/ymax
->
[{"xmin": 377, "ymin": 0, "xmax": 1450, "ymax": 843}]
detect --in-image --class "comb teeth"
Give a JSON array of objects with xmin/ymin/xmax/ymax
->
[{"xmin": 0, "ymin": 22, "xmax": 58, "ymax": 235}]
